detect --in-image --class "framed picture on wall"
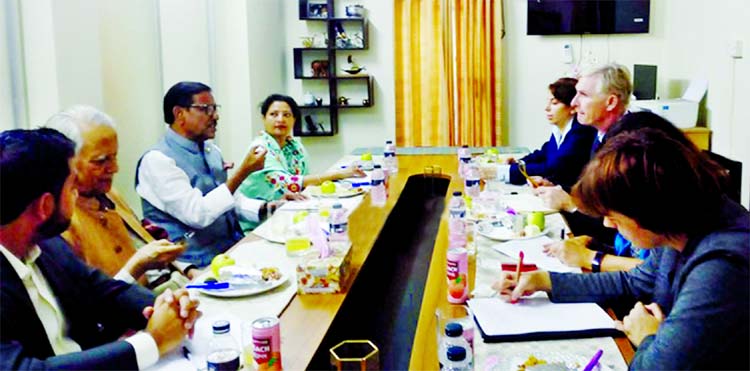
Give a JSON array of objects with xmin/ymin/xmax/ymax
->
[{"xmin": 307, "ymin": 1, "xmax": 328, "ymax": 19}]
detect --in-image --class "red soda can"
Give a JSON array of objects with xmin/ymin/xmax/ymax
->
[
  {"xmin": 252, "ymin": 317, "xmax": 282, "ymax": 371},
  {"xmin": 447, "ymin": 247, "xmax": 469, "ymax": 303}
]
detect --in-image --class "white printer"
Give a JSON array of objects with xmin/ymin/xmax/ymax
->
[{"xmin": 630, "ymin": 80, "xmax": 707, "ymax": 129}]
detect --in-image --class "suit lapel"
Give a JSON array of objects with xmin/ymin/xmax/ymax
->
[{"xmin": 1, "ymin": 253, "xmax": 57, "ymax": 357}]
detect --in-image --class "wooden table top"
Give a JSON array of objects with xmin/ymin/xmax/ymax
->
[{"xmin": 243, "ymin": 153, "xmax": 634, "ymax": 370}]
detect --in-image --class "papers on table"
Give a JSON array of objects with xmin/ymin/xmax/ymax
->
[
  {"xmin": 502, "ymin": 193, "xmax": 557, "ymax": 214},
  {"xmin": 468, "ymin": 296, "xmax": 619, "ymax": 342},
  {"xmin": 490, "ymin": 236, "xmax": 581, "ymax": 273}
]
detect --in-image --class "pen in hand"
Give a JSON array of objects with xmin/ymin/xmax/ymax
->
[
  {"xmin": 511, "ymin": 251, "xmax": 524, "ymax": 303},
  {"xmin": 582, "ymin": 349, "xmax": 603, "ymax": 371}
]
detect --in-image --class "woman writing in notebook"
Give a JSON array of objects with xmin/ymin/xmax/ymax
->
[{"xmin": 492, "ymin": 128, "xmax": 749, "ymax": 369}]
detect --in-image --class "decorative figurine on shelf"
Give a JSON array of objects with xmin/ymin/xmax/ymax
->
[
  {"xmin": 362, "ymin": 98, "xmax": 370, "ymax": 106},
  {"xmin": 301, "ymin": 36, "xmax": 315, "ymax": 48},
  {"xmin": 304, "ymin": 115, "xmax": 319, "ymax": 132},
  {"xmin": 345, "ymin": 4, "xmax": 365, "ymax": 18},
  {"xmin": 343, "ymin": 55, "xmax": 365, "ymax": 75},
  {"xmin": 307, "ymin": 2, "xmax": 328, "ymax": 18},
  {"xmin": 311, "ymin": 59, "xmax": 329, "ymax": 77},
  {"xmin": 338, "ymin": 96, "xmax": 350, "ymax": 106},
  {"xmin": 351, "ymin": 32, "xmax": 364, "ymax": 48},
  {"xmin": 303, "ymin": 92, "xmax": 315, "ymax": 106},
  {"xmin": 334, "ymin": 21, "xmax": 351, "ymax": 49},
  {"xmin": 315, "ymin": 97, "xmax": 324, "ymax": 106}
]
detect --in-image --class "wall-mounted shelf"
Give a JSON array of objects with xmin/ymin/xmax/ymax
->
[{"xmin": 293, "ymin": 0, "xmax": 373, "ymax": 137}]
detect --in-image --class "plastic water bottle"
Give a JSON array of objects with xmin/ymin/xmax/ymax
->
[
  {"xmin": 448, "ymin": 191, "xmax": 467, "ymax": 248},
  {"xmin": 206, "ymin": 321, "xmax": 241, "ymax": 371},
  {"xmin": 440, "ymin": 323, "xmax": 473, "ymax": 369},
  {"xmin": 383, "ymin": 140, "xmax": 398, "ymax": 174},
  {"xmin": 464, "ymin": 162, "xmax": 480, "ymax": 199},
  {"xmin": 328, "ymin": 203, "xmax": 349, "ymax": 245},
  {"xmin": 442, "ymin": 346, "xmax": 472, "ymax": 371},
  {"xmin": 457, "ymin": 145, "xmax": 471, "ymax": 178},
  {"xmin": 371, "ymin": 164, "xmax": 387, "ymax": 206}
]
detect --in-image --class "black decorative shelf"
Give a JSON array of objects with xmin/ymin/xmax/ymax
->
[{"xmin": 293, "ymin": 0, "xmax": 373, "ymax": 137}]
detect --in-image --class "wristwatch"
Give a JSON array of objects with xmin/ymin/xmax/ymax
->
[{"xmin": 591, "ymin": 251, "xmax": 606, "ymax": 273}]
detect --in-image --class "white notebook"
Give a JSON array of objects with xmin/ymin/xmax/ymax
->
[
  {"xmin": 491, "ymin": 236, "xmax": 582, "ymax": 273},
  {"xmin": 468, "ymin": 295, "xmax": 619, "ymax": 342}
]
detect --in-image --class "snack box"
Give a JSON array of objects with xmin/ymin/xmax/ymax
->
[{"xmin": 296, "ymin": 243, "xmax": 352, "ymax": 294}]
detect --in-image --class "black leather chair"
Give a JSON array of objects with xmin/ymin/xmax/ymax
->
[{"xmin": 704, "ymin": 150, "xmax": 743, "ymax": 204}]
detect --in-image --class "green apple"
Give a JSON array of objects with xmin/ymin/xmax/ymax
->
[
  {"xmin": 526, "ymin": 211, "xmax": 545, "ymax": 230},
  {"xmin": 211, "ymin": 254, "xmax": 235, "ymax": 278},
  {"xmin": 485, "ymin": 148, "xmax": 499, "ymax": 156},
  {"xmin": 360, "ymin": 152, "xmax": 373, "ymax": 161},
  {"xmin": 321, "ymin": 180, "xmax": 336, "ymax": 194}
]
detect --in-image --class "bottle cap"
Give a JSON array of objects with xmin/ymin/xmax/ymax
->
[
  {"xmin": 445, "ymin": 322, "xmax": 464, "ymax": 337},
  {"xmin": 374, "ymin": 164, "xmax": 382, "ymax": 169},
  {"xmin": 332, "ymin": 203, "xmax": 343, "ymax": 209},
  {"xmin": 453, "ymin": 191, "xmax": 463, "ymax": 197},
  {"xmin": 446, "ymin": 346, "xmax": 467, "ymax": 361},
  {"xmin": 386, "ymin": 140, "xmax": 393, "ymax": 144},
  {"xmin": 462, "ymin": 144, "xmax": 469, "ymax": 148},
  {"xmin": 212, "ymin": 320, "xmax": 231, "ymax": 334}
]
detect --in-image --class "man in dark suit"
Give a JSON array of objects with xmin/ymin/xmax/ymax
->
[
  {"xmin": 0, "ymin": 128, "xmax": 200, "ymax": 369},
  {"xmin": 533, "ymin": 63, "xmax": 632, "ymax": 244}
]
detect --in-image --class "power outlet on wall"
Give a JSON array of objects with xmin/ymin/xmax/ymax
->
[{"xmin": 563, "ymin": 43, "xmax": 574, "ymax": 64}]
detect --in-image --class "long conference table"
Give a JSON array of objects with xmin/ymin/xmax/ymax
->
[{"xmin": 170, "ymin": 148, "xmax": 635, "ymax": 370}]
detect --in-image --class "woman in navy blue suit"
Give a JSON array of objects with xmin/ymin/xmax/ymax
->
[{"xmin": 494, "ymin": 78, "xmax": 596, "ymax": 191}]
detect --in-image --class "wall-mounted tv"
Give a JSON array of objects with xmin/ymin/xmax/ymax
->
[{"xmin": 528, "ymin": 0, "xmax": 650, "ymax": 35}]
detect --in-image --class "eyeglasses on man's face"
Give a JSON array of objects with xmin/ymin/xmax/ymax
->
[{"xmin": 189, "ymin": 104, "xmax": 221, "ymax": 116}]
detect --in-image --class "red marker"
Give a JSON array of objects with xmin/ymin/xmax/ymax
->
[{"xmin": 511, "ymin": 251, "xmax": 524, "ymax": 303}]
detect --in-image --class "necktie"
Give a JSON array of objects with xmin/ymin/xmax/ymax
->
[{"xmin": 590, "ymin": 138, "xmax": 603, "ymax": 159}]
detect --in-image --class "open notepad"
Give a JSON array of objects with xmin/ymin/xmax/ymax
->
[
  {"xmin": 468, "ymin": 295, "xmax": 620, "ymax": 342},
  {"xmin": 491, "ymin": 236, "xmax": 582, "ymax": 273}
]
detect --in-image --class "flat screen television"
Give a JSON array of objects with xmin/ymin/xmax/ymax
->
[{"xmin": 528, "ymin": 0, "xmax": 650, "ymax": 35}]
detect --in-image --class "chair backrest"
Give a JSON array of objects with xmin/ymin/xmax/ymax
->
[{"xmin": 703, "ymin": 150, "xmax": 743, "ymax": 204}]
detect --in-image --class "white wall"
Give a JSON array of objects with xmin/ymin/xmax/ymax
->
[
  {"xmin": 0, "ymin": 1, "xmax": 13, "ymax": 131},
  {"xmin": 503, "ymin": 0, "xmax": 750, "ymax": 206},
  {"xmin": 98, "ymin": 0, "xmax": 163, "ymax": 209},
  {"xmin": 4, "ymin": 0, "xmax": 747, "ymax": 208},
  {"xmin": 283, "ymin": 0, "xmax": 396, "ymax": 174}
]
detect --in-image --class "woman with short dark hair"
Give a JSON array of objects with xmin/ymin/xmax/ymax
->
[
  {"xmin": 493, "ymin": 128, "xmax": 749, "ymax": 370},
  {"xmin": 489, "ymin": 78, "xmax": 596, "ymax": 190}
]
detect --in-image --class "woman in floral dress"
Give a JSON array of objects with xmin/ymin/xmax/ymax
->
[{"xmin": 237, "ymin": 94, "xmax": 364, "ymax": 232}]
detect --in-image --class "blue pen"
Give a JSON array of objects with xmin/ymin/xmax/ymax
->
[
  {"xmin": 582, "ymin": 349, "xmax": 603, "ymax": 371},
  {"xmin": 185, "ymin": 281, "xmax": 230, "ymax": 290}
]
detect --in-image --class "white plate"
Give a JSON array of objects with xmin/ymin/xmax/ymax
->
[
  {"xmin": 477, "ymin": 220, "xmax": 549, "ymax": 241},
  {"xmin": 501, "ymin": 353, "xmax": 608, "ymax": 371},
  {"xmin": 193, "ymin": 271, "xmax": 288, "ymax": 298},
  {"xmin": 304, "ymin": 185, "xmax": 366, "ymax": 198}
]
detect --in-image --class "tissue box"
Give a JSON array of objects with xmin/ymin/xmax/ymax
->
[{"xmin": 296, "ymin": 243, "xmax": 352, "ymax": 294}]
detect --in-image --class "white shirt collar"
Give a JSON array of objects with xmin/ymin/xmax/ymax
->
[
  {"xmin": 551, "ymin": 118, "xmax": 574, "ymax": 148},
  {"xmin": 596, "ymin": 131, "xmax": 606, "ymax": 143},
  {"xmin": 0, "ymin": 243, "xmax": 41, "ymax": 281}
]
